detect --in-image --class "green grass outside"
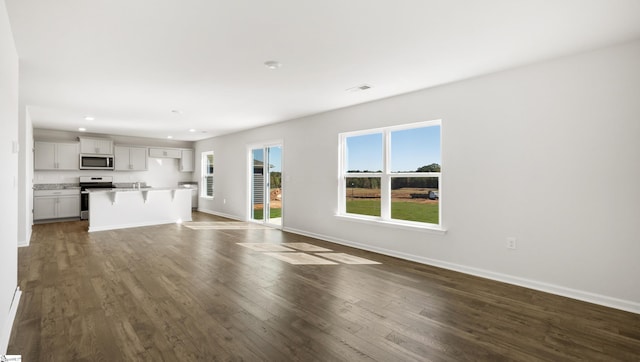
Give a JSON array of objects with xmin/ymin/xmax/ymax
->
[
  {"xmin": 346, "ymin": 199, "xmax": 381, "ymax": 216},
  {"xmin": 252, "ymin": 207, "xmax": 282, "ymax": 221},
  {"xmin": 346, "ymin": 200, "xmax": 439, "ymax": 224}
]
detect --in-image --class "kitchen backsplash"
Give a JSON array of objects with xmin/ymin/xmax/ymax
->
[{"xmin": 34, "ymin": 158, "xmax": 193, "ymax": 188}]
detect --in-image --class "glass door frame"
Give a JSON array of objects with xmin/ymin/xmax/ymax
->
[{"xmin": 247, "ymin": 141, "xmax": 283, "ymax": 228}]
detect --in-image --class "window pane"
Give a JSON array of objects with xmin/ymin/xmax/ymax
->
[
  {"xmin": 205, "ymin": 176, "xmax": 213, "ymax": 196},
  {"xmin": 346, "ymin": 133, "xmax": 383, "ymax": 173},
  {"xmin": 252, "ymin": 149, "xmax": 264, "ymax": 221},
  {"xmin": 390, "ymin": 126, "xmax": 441, "ymax": 172},
  {"xmin": 201, "ymin": 151, "xmax": 214, "ymax": 197},
  {"xmin": 390, "ymin": 177, "xmax": 439, "ymax": 224},
  {"xmin": 345, "ymin": 177, "xmax": 381, "ymax": 217},
  {"xmin": 206, "ymin": 154, "xmax": 214, "ymax": 174}
]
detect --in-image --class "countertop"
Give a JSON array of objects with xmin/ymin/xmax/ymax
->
[
  {"xmin": 33, "ymin": 183, "xmax": 80, "ymax": 190},
  {"xmin": 86, "ymin": 187, "xmax": 191, "ymax": 193}
]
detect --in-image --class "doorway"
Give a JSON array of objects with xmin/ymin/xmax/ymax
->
[{"xmin": 250, "ymin": 144, "xmax": 282, "ymax": 227}]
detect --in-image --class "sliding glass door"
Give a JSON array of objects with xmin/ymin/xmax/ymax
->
[{"xmin": 251, "ymin": 144, "xmax": 282, "ymax": 227}]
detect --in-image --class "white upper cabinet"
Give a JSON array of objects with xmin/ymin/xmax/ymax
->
[
  {"xmin": 129, "ymin": 147, "xmax": 148, "ymax": 170},
  {"xmin": 34, "ymin": 141, "xmax": 79, "ymax": 170},
  {"xmin": 180, "ymin": 149, "xmax": 194, "ymax": 172},
  {"xmin": 79, "ymin": 137, "xmax": 114, "ymax": 155},
  {"xmin": 149, "ymin": 148, "xmax": 181, "ymax": 158},
  {"xmin": 114, "ymin": 145, "xmax": 148, "ymax": 171}
]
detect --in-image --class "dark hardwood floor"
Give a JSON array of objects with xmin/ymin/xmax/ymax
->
[{"xmin": 8, "ymin": 212, "xmax": 640, "ymax": 361}]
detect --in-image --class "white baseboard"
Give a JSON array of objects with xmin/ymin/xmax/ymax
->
[
  {"xmin": 196, "ymin": 208, "xmax": 244, "ymax": 222},
  {"xmin": 0, "ymin": 287, "xmax": 21, "ymax": 355},
  {"xmin": 283, "ymin": 226, "xmax": 640, "ymax": 315},
  {"xmin": 17, "ymin": 227, "xmax": 32, "ymax": 248}
]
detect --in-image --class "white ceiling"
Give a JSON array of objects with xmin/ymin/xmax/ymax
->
[{"xmin": 6, "ymin": 0, "xmax": 640, "ymax": 141}]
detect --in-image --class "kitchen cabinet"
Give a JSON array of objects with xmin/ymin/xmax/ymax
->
[
  {"xmin": 180, "ymin": 149, "xmax": 194, "ymax": 172},
  {"xmin": 34, "ymin": 189, "xmax": 80, "ymax": 220},
  {"xmin": 34, "ymin": 141, "xmax": 79, "ymax": 170},
  {"xmin": 79, "ymin": 137, "xmax": 113, "ymax": 155},
  {"xmin": 114, "ymin": 145, "xmax": 148, "ymax": 171},
  {"xmin": 149, "ymin": 148, "xmax": 181, "ymax": 158}
]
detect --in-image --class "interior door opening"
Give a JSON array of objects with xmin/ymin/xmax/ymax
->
[{"xmin": 251, "ymin": 145, "xmax": 282, "ymax": 227}]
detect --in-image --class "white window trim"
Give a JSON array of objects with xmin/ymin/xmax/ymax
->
[
  {"xmin": 337, "ymin": 119, "xmax": 444, "ymax": 231},
  {"xmin": 201, "ymin": 151, "xmax": 214, "ymax": 199}
]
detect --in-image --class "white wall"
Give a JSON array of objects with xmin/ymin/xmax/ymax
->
[
  {"xmin": 196, "ymin": 40, "xmax": 640, "ymax": 313},
  {"xmin": 0, "ymin": 0, "xmax": 19, "ymax": 352},
  {"xmin": 33, "ymin": 129, "xmax": 194, "ymax": 188},
  {"xmin": 18, "ymin": 107, "xmax": 33, "ymax": 246}
]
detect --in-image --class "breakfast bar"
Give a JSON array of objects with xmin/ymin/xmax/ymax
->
[{"xmin": 88, "ymin": 187, "xmax": 192, "ymax": 232}]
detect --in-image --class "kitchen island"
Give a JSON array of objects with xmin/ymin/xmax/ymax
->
[{"xmin": 88, "ymin": 187, "xmax": 192, "ymax": 232}]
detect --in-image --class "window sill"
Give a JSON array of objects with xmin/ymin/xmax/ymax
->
[
  {"xmin": 335, "ymin": 214, "xmax": 447, "ymax": 234},
  {"xmin": 201, "ymin": 196, "xmax": 214, "ymax": 200}
]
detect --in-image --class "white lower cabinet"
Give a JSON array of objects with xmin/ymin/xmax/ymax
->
[{"xmin": 34, "ymin": 189, "xmax": 80, "ymax": 220}]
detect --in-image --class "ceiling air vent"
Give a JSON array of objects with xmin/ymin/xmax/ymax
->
[{"xmin": 346, "ymin": 84, "xmax": 373, "ymax": 92}]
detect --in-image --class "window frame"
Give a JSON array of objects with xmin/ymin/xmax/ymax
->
[
  {"xmin": 338, "ymin": 120, "xmax": 443, "ymax": 231},
  {"xmin": 201, "ymin": 151, "xmax": 214, "ymax": 198}
]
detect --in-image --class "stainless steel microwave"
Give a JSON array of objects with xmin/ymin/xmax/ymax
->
[{"xmin": 79, "ymin": 154, "xmax": 114, "ymax": 170}]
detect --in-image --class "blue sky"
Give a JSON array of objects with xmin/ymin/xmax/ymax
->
[
  {"xmin": 253, "ymin": 146, "xmax": 282, "ymax": 172},
  {"xmin": 346, "ymin": 126, "xmax": 440, "ymax": 172}
]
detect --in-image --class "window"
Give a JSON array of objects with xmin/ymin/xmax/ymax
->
[
  {"xmin": 339, "ymin": 120, "xmax": 441, "ymax": 228},
  {"xmin": 201, "ymin": 151, "xmax": 214, "ymax": 197}
]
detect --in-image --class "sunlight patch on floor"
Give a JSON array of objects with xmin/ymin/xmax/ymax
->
[
  {"xmin": 281, "ymin": 243, "xmax": 333, "ymax": 252},
  {"xmin": 236, "ymin": 243, "xmax": 296, "ymax": 252},
  {"xmin": 183, "ymin": 222, "xmax": 273, "ymax": 230},
  {"xmin": 264, "ymin": 252, "xmax": 339, "ymax": 265},
  {"xmin": 237, "ymin": 243, "xmax": 382, "ymax": 265},
  {"xmin": 315, "ymin": 253, "xmax": 381, "ymax": 265}
]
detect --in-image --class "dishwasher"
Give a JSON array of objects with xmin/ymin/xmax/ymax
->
[{"xmin": 178, "ymin": 181, "xmax": 198, "ymax": 210}]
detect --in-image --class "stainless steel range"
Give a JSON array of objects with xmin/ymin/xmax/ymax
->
[{"xmin": 79, "ymin": 176, "xmax": 113, "ymax": 220}]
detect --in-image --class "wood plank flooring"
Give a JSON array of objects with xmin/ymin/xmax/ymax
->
[{"xmin": 8, "ymin": 212, "xmax": 640, "ymax": 361}]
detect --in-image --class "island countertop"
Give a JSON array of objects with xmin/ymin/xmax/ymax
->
[{"xmin": 86, "ymin": 187, "xmax": 187, "ymax": 193}]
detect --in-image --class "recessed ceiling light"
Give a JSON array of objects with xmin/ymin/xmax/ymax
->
[
  {"xmin": 264, "ymin": 60, "xmax": 282, "ymax": 70},
  {"xmin": 188, "ymin": 129, "xmax": 196, "ymax": 132},
  {"xmin": 84, "ymin": 116, "xmax": 95, "ymax": 121},
  {"xmin": 78, "ymin": 127, "xmax": 86, "ymax": 132},
  {"xmin": 167, "ymin": 136, "xmax": 173, "ymax": 139}
]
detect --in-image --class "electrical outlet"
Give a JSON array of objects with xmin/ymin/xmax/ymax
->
[{"xmin": 506, "ymin": 237, "xmax": 517, "ymax": 249}]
